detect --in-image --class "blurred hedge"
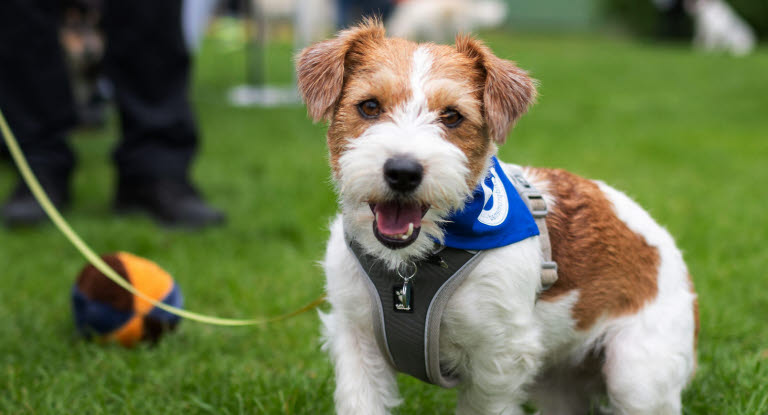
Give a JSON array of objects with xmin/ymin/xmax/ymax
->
[{"xmin": 601, "ymin": 0, "xmax": 765, "ymax": 40}]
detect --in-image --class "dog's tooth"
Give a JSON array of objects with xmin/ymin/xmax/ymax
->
[{"xmin": 403, "ymin": 223, "xmax": 414, "ymax": 239}]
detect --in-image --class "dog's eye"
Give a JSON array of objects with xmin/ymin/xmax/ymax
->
[
  {"xmin": 357, "ymin": 99, "xmax": 381, "ymax": 119},
  {"xmin": 440, "ymin": 108, "xmax": 463, "ymax": 128}
]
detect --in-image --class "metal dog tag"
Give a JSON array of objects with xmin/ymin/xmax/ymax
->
[
  {"xmin": 394, "ymin": 261, "xmax": 417, "ymax": 313},
  {"xmin": 393, "ymin": 281, "xmax": 413, "ymax": 312}
]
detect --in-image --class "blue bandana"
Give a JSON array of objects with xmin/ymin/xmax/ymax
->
[{"xmin": 440, "ymin": 157, "xmax": 539, "ymax": 250}]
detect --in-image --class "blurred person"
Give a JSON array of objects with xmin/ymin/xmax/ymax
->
[{"xmin": 0, "ymin": 0, "xmax": 225, "ymax": 228}]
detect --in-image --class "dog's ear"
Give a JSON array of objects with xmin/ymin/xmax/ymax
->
[
  {"xmin": 455, "ymin": 35, "xmax": 537, "ymax": 144},
  {"xmin": 296, "ymin": 19, "xmax": 385, "ymax": 122}
]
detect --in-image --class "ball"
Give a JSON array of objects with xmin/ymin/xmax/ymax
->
[{"xmin": 72, "ymin": 252, "xmax": 183, "ymax": 347}]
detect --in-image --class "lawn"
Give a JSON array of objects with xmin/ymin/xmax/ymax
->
[{"xmin": 1, "ymin": 30, "xmax": 767, "ymax": 414}]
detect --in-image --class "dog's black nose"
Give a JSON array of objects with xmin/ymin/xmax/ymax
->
[{"xmin": 383, "ymin": 156, "xmax": 423, "ymax": 193}]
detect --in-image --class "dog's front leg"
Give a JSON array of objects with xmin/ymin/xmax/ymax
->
[
  {"xmin": 321, "ymin": 218, "xmax": 401, "ymax": 415},
  {"xmin": 455, "ymin": 380, "xmax": 529, "ymax": 415},
  {"xmin": 453, "ymin": 338, "xmax": 538, "ymax": 415},
  {"xmin": 447, "ymin": 242, "xmax": 544, "ymax": 415},
  {"xmin": 321, "ymin": 310, "xmax": 400, "ymax": 415}
]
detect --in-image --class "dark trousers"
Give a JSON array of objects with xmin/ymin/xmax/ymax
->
[{"xmin": 0, "ymin": 0, "xmax": 197, "ymax": 186}]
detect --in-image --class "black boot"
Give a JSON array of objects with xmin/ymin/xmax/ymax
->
[
  {"xmin": 1, "ymin": 177, "xmax": 70, "ymax": 227},
  {"xmin": 114, "ymin": 179, "xmax": 225, "ymax": 229}
]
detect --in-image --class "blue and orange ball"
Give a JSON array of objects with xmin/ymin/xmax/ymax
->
[{"xmin": 72, "ymin": 252, "xmax": 183, "ymax": 347}]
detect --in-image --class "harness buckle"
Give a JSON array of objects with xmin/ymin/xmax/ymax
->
[
  {"xmin": 527, "ymin": 194, "xmax": 548, "ymax": 218},
  {"xmin": 541, "ymin": 261, "xmax": 558, "ymax": 290}
]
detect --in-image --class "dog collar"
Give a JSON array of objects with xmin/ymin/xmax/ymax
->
[{"xmin": 345, "ymin": 163, "xmax": 558, "ymax": 388}]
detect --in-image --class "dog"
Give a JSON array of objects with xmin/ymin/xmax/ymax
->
[
  {"xmin": 388, "ymin": 0, "xmax": 508, "ymax": 43},
  {"xmin": 297, "ymin": 20, "xmax": 699, "ymax": 415},
  {"xmin": 686, "ymin": 0, "xmax": 756, "ymax": 56}
]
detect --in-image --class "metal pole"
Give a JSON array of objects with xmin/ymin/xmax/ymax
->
[{"xmin": 243, "ymin": 0, "xmax": 266, "ymax": 87}]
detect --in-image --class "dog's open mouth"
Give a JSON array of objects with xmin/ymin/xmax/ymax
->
[{"xmin": 370, "ymin": 201, "xmax": 429, "ymax": 249}]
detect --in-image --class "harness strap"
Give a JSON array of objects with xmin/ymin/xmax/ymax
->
[
  {"xmin": 505, "ymin": 165, "xmax": 559, "ymax": 290},
  {"xmin": 347, "ymin": 239, "xmax": 485, "ymax": 388},
  {"xmin": 344, "ymin": 164, "xmax": 558, "ymax": 388}
]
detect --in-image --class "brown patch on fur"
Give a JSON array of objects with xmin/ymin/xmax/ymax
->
[
  {"xmin": 426, "ymin": 44, "xmax": 490, "ymax": 183},
  {"xmin": 324, "ymin": 37, "xmax": 417, "ymax": 175},
  {"xmin": 297, "ymin": 22, "xmax": 536, "ymax": 183},
  {"xmin": 76, "ymin": 254, "xmax": 132, "ymax": 312},
  {"xmin": 296, "ymin": 19, "xmax": 386, "ymax": 122},
  {"xmin": 317, "ymin": 35, "xmax": 493, "ymax": 182},
  {"xmin": 533, "ymin": 168, "xmax": 660, "ymax": 330},
  {"xmin": 455, "ymin": 35, "xmax": 537, "ymax": 144}
]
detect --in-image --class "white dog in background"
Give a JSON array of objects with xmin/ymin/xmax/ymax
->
[
  {"xmin": 297, "ymin": 21, "xmax": 698, "ymax": 415},
  {"xmin": 388, "ymin": 0, "xmax": 508, "ymax": 43},
  {"xmin": 686, "ymin": 0, "xmax": 756, "ymax": 56}
]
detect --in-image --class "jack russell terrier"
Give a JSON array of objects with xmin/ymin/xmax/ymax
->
[{"xmin": 296, "ymin": 20, "xmax": 698, "ymax": 415}]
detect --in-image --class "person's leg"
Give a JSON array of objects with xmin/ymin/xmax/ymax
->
[
  {"xmin": 0, "ymin": 0, "xmax": 76, "ymax": 226},
  {"xmin": 103, "ymin": 0, "xmax": 224, "ymax": 227},
  {"xmin": 103, "ymin": 0, "xmax": 196, "ymax": 184}
]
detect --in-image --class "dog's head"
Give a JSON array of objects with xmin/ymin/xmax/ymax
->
[{"xmin": 297, "ymin": 20, "xmax": 536, "ymax": 267}]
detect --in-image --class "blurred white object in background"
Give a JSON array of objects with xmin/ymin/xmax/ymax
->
[
  {"xmin": 294, "ymin": 0, "xmax": 334, "ymax": 48},
  {"xmin": 686, "ymin": 0, "xmax": 756, "ymax": 56},
  {"xmin": 388, "ymin": 0, "xmax": 508, "ymax": 43},
  {"xmin": 183, "ymin": 0, "xmax": 332, "ymax": 52}
]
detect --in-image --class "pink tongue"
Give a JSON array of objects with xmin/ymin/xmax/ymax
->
[{"xmin": 375, "ymin": 202, "xmax": 422, "ymax": 236}]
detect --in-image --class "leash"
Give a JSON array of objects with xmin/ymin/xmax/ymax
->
[{"xmin": 0, "ymin": 108, "xmax": 326, "ymax": 326}]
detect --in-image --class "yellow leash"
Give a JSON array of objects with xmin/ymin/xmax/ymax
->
[{"xmin": 0, "ymin": 108, "xmax": 325, "ymax": 326}]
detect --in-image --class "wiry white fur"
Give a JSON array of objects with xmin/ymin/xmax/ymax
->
[
  {"xmin": 526, "ymin": 175, "xmax": 697, "ymax": 415},
  {"xmin": 320, "ymin": 217, "xmax": 402, "ymax": 415},
  {"xmin": 324, "ymin": 172, "xmax": 697, "ymax": 415},
  {"xmin": 322, "ymin": 215, "xmax": 546, "ymax": 415},
  {"xmin": 592, "ymin": 182, "xmax": 697, "ymax": 415},
  {"xmin": 337, "ymin": 46, "xmax": 472, "ymax": 269},
  {"xmin": 441, "ymin": 237, "xmax": 545, "ymax": 414},
  {"xmin": 322, "ymin": 48, "xmax": 696, "ymax": 415},
  {"xmin": 406, "ymin": 46, "xmax": 432, "ymax": 114}
]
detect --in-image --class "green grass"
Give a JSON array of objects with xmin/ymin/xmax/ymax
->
[{"xmin": 1, "ymin": 32, "xmax": 767, "ymax": 414}]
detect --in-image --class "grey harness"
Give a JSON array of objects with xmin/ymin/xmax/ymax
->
[{"xmin": 346, "ymin": 165, "xmax": 557, "ymax": 388}]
